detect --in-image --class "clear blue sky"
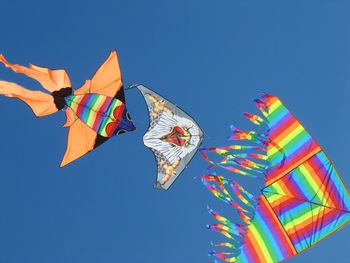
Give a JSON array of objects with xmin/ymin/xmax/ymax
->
[{"xmin": 0, "ymin": 0, "xmax": 349, "ymax": 262}]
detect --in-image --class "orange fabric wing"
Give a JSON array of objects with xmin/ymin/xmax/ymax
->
[
  {"xmin": 62, "ymin": 107, "xmax": 77, "ymax": 128},
  {"xmin": 74, "ymin": 50, "xmax": 123, "ymax": 97},
  {"xmin": 60, "ymin": 118, "xmax": 98, "ymax": 167},
  {"xmin": 61, "ymin": 117, "xmax": 113, "ymax": 167},
  {"xmin": 0, "ymin": 54, "xmax": 71, "ymax": 92},
  {"xmin": 74, "ymin": 80, "xmax": 91, "ymax": 95},
  {"xmin": 0, "ymin": 80, "xmax": 58, "ymax": 117}
]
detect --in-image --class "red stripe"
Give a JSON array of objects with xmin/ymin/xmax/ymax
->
[
  {"xmin": 266, "ymin": 144, "xmax": 320, "ymax": 185},
  {"xmin": 269, "ymin": 114, "xmax": 296, "ymax": 141},
  {"xmin": 243, "ymin": 230, "xmax": 261, "ymax": 262},
  {"xmin": 92, "ymin": 97, "xmax": 109, "ymax": 131},
  {"xmin": 75, "ymin": 95, "xmax": 90, "ymax": 118},
  {"xmin": 260, "ymin": 198, "xmax": 296, "ymax": 256},
  {"xmin": 100, "ymin": 97, "xmax": 112, "ymax": 114},
  {"xmin": 288, "ymin": 206, "xmax": 339, "ymax": 242},
  {"xmin": 308, "ymin": 157, "xmax": 342, "ymax": 210},
  {"xmin": 269, "ymin": 196, "xmax": 298, "ymax": 218}
]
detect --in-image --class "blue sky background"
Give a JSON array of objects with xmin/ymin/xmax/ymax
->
[{"xmin": 0, "ymin": 0, "xmax": 350, "ymax": 262}]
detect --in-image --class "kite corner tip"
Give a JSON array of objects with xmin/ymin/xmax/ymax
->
[
  {"xmin": 59, "ymin": 160, "xmax": 69, "ymax": 168},
  {"xmin": 154, "ymin": 182, "xmax": 166, "ymax": 190},
  {"xmin": 259, "ymin": 91, "xmax": 274, "ymax": 98},
  {"xmin": 229, "ymin": 124, "xmax": 237, "ymax": 131},
  {"xmin": 127, "ymin": 84, "xmax": 141, "ymax": 90}
]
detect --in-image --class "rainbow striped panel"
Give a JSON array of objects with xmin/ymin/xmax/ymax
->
[
  {"xmin": 263, "ymin": 151, "xmax": 350, "ymax": 253},
  {"xmin": 236, "ymin": 196, "xmax": 297, "ymax": 263},
  {"xmin": 65, "ymin": 94, "xmax": 124, "ymax": 137},
  {"xmin": 201, "ymin": 93, "xmax": 350, "ymax": 262},
  {"xmin": 260, "ymin": 94, "xmax": 321, "ymax": 186}
]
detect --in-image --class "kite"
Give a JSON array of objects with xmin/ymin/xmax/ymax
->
[
  {"xmin": 200, "ymin": 93, "xmax": 350, "ymax": 262},
  {"xmin": 0, "ymin": 51, "xmax": 136, "ymax": 166},
  {"xmin": 131, "ymin": 84, "xmax": 203, "ymax": 190}
]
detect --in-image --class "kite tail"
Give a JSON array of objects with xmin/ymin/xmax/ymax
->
[
  {"xmin": 0, "ymin": 80, "xmax": 59, "ymax": 117},
  {"xmin": 0, "ymin": 54, "xmax": 72, "ymax": 93},
  {"xmin": 0, "ymin": 54, "xmax": 73, "ymax": 117},
  {"xmin": 200, "ymin": 93, "xmax": 281, "ymax": 262},
  {"xmin": 199, "ymin": 92, "xmax": 290, "ymax": 181},
  {"xmin": 209, "ymin": 251, "xmax": 238, "ymax": 262},
  {"xmin": 199, "ymin": 131, "xmax": 268, "ymax": 180},
  {"xmin": 203, "ymin": 176, "xmax": 258, "ymax": 263}
]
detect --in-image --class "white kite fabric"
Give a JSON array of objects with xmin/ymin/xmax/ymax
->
[{"xmin": 133, "ymin": 84, "xmax": 203, "ymax": 190}]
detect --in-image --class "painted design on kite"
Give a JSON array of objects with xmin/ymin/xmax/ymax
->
[
  {"xmin": 200, "ymin": 93, "xmax": 350, "ymax": 262},
  {"xmin": 131, "ymin": 84, "xmax": 203, "ymax": 190},
  {"xmin": 161, "ymin": 126, "xmax": 192, "ymax": 147},
  {"xmin": 0, "ymin": 50, "xmax": 136, "ymax": 167}
]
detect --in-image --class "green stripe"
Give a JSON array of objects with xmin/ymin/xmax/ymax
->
[
  {"xmin": 268, "ymin": 102, "xmax": 285, "ymax": 121},
  {"xmin": 85, "ymin": 95, "xmax": 101, "ymax": 125},
  {"xmin": 269, "ymin": 129, "xmax": 309, "ymax": 164},
  {"xmin": 105, "ymin": 99, "xmax": 118, "ymax": 117},
  {"xmin": 280, "ymin": 203, "xmax": 317, "ymax": 227},
  {"xmin": 252, "ymin": 216, "xmax": 279, "ymax": 262},
  {"xmin": 292, "ymin": 168, "xmax": 317, "ymax": 200}
]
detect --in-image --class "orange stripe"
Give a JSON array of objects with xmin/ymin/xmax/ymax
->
[
  {"xmin": 286, "ymin": 206, "xmax": 327, "ymax": 236},
  {"xmin": 269, "ymin": 115, "xmax": 296, "ymax": 142},
  {"xmin": 267, "ymin": 97, "xmax": 279, "ymax": 112},
  {"xmin": 271, "ymin": 120, "xmax": 300, "ymax": 146},
  {"xmin": 309, "ymin": 157, "xmax": 344, "ymax": 210},
  {"xmin": 262, "ymin": 197, "xmax": 297, "ymax": 255},
  {"xmin": 265, "ymin": 146, "xmax": 321, "ymax": 186},
  {"xmin": 243, "ymin": 229, "xmax": 262, "ymax": 262},
  {"xmin": 277, "ymin": 180, "xmax": 295, "ymax": 197},
  {"xmin": 269, "ymin": 195, "xmax": 294, "ymax": 210},
  {"xmin": 244, "ymin": 229, "xmax": 268, "ymax": 263},
  {"xmin": 302, "ymin": 161, "xmax": 336, "ymax": 208},
  {"xmin": 287, "ymin": 206, "xmax": 337, "ymax": 239}
]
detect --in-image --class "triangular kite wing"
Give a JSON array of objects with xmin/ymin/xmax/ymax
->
[
  {"xmin": 60, "ymin": 110, "xmax": 128, "ymax": 167},
  {"xmin": 74, "ymin": 50, "xmax": 124, "ymax": 100},
  {"xmin": 61, "ymin": 118, "xmax": 97, "ymax": 167},
  {"xmin": 133, "ymin": 84, "xmax": 204, "ymax": 190}
]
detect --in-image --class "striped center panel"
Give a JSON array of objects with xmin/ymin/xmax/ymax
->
[
  {"xmin": 263, "ymin": 151, "xmax": 350, "ymax": 253},
  {"xmin": 262, "ymin": 95, "xmax": 321, "ymax": 186},
  {"xmin": 237, "ymin": 196, "xmax": 297, "ymax": 263},
  {"xmin": 65, "ymin": 94, "xmax": 124, "ymax": 137}
]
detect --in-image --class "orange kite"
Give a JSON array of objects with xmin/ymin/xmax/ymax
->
[{"xmin": 0, "ymin": 51, "xmax": 136, "ymax": 166}]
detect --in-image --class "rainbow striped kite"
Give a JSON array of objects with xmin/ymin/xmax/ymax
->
[{"xmin": 200, "ymin": 93, "xmax": 350, "ymax": 262}]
